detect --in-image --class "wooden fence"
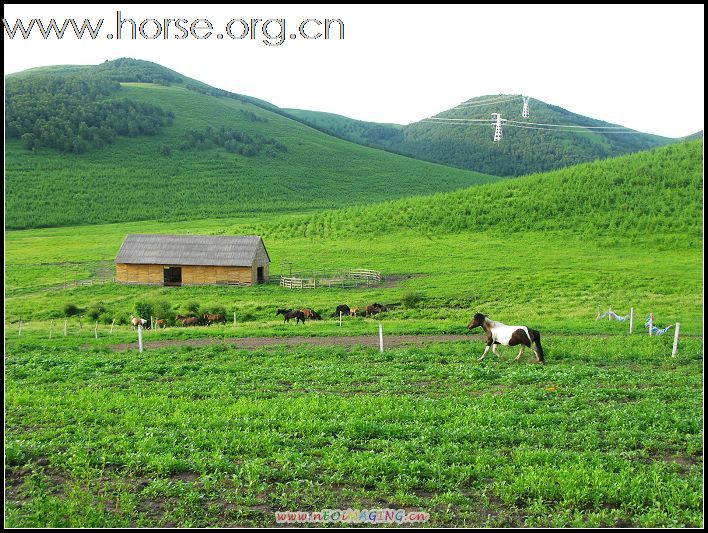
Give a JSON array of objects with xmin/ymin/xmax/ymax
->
[{"xmin": 280, "ymin": 269, "xmax": 382, "ymax": 289}]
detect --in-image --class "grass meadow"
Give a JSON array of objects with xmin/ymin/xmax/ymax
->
[{"xmin": 4, "ymin": 213, "xmax": 703, "ymax": 527}]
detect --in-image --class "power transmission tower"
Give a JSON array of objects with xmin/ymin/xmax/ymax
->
[
  {"xmin": 491, "ymin": 113, "xmax": 503, "ymax": 142},
  {"xmin": 522, "ymin": 96, "xmax": 530, "ymax": 118}
]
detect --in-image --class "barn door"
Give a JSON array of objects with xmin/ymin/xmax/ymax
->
[
  {"xmin": 257, "ymin": 266, "xmax": 265, "ymax": 284},
  {"xmin": 164, "ymin": 266, "xmax": 182, "ymax": 286}
]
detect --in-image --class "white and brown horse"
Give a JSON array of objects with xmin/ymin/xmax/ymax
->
[
  {"xmin": 130, "ymin": 315, "xmax": 148, "ymax": 330},
  {"xmin": 467, "ymin": 313, "xmax": 545, "ymax": 364}
]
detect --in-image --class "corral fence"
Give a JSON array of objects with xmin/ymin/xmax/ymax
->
[{"xmin": 280, "ymin": 269, "xmax": 382, "ymax": 289}]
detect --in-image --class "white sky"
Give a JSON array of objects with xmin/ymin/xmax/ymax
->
[{"xmin": 3, "ymin": 4, "xmax": 705, "ymax": 137}]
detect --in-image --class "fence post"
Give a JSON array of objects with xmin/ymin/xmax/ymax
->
[
  {"xmin": 339, "ymin": 311, "xmax": 342, "ymax": 327},
  {"xmin": 629, "ymin": 307, "xmax": 634, "ymax": 334},
  {"xmin": 49, "ymin": 320, "xmax": 54, "ymax": 339},
  {"xmin": 94, "ymin": 321, "xmax": 98, "ymax": 339},
  {"xmin": 234, "ymin": 312, "xmax": 237, "ymax": 327},
  {"xmin": 110, "ymin": 319, "xmax": 115, "ymax": 334},
  {"xmin": 138, "ymin": 324, "xmax": 143, "ymax": 353},
  {"xmin": 379, "ymin": 323, "xmax": 384, "ymax": 353},
  {"xmin": 649, "ymin": 313, "xmax": 653, "ymax": 336},
  {"xmin": 64, "ymin": 319, "xmax": 68, "ymax": 336},
  {"xmin": 608, "ymin": 305, "xmax": 612, "ymax": 321},
  {"xmin": 671, "ymin": 323, "xmax": 680, "ymax": 357}
]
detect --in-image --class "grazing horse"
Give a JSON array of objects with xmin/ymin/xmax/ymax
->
[
  {"xmin": 365, "ymin": 303, "xmax": 387, "ymax": 317},
  {"xmin": 335, "ymin": 304, "xmax": 350, "ymax": 317},
  {"xmin": 350, "ymin": 306, "xmax": 360, "ymax": 317},
  {"xmin": 204, "ymin": 312, "xmax": 226, "ymax": 326},
  {"xmin": 276, "ymin": 309, "xmax": 306, "ymax": 324},
  {"xmin": 130, "ymin": 315, "xmax": 148, "ymax": 330},
  {"xmin": 467, "ymin": 313, "xmax": 545, "ymax": 364},
  {"xmin": 300, "ymin": 308, "xmax": 322, "ymax": 320},
  {"xmin": 155, "ymin": 319, "xmax": 167, "ymax": 329},
  {"xmin": 181, "ymin": 317, "xmax": 200, "ymax": 327}
]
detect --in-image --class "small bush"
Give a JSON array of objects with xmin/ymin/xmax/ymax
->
[
  {"xmin": 133, "ymin": 301, "xmax": 153, "ymax": 320},
  {"xmin": 401, "ymin": 291, "xmax": 424, "ymax": 309},
  {"xmin": 185, "ymin": 301, "xmax": 201, "ymax": 314},
  {"xmin": 63, "ymin": 303, "xmax": 81, "ymax": 317},
  {"xmin": 87, "ymin": 301, "xmax": 107, "ymax": 320}
]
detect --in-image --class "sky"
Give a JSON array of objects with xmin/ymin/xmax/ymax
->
[{"xmin": 3, "ymin": 4, "xmax": 705, "ymax": 138}]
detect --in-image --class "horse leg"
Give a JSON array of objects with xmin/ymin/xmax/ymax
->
[
  {"xmin": 492, "ymin": 343, "xmax": 502, "ymax": 358},
  {"xmin": 514, "ymin": 346, "xmax": 525, "ymax": 362},
  {"xmin": 479, "ymin": 344, "xmax": 491, "ymax": 362}
]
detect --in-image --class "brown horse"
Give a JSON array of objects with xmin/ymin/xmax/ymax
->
[
  {"xmin": 181, "ymin": 317, "xmax": 200, "ymax": 327},
  {"xmin": 365, "ymin": 303, "xmax": 387, "ymax": 316},
  {"xmin": 334, "ymin": 304, "xmax": 350, "ymax": 317},
  {"xmin": 301, "ymin": 308, "xmax": 322, "ymax": 320},
  {"xmin": 277, "ymin": 309, "xmax": 306, "ymax": 324},
  {"xmin": 350, "ymin": 306, "xmax": 360, "ymax": 317},
  {"xmin": 204, "ymin": 312, "xmax": 226, "ymax": 325},
  {"xmin": 155, "ymin": 319, "xmax": 167, "ymax": 329}
]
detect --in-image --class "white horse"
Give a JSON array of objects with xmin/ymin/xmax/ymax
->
[{"xmin": 467, "ymin": 313, "xmax": 545, "ymax": 364}]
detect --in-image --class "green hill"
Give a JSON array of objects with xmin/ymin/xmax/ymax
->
[
  {"xmin": 264, "ymin": 140, "xmax": 703, "ymax": 240},
  {"xmin": 288, "ymin": 95, "xmax": 673, "ymax": 176},
  {"xmin": 4, "ymin": 59, "xmax": 500, "ymax": 230}
]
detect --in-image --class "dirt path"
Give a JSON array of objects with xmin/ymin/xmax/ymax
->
[{"xmin": 109, "ymin": 334, "xmax": 481, "ymax": 352}]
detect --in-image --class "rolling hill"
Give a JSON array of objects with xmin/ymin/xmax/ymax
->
[
  {"xmin": 4, "ymin": 59, "xmax": 501, "ymax": 230},
  {"xmin": 263, "ymin": 140, "xmax": 703, "ymax": 240},
  {"xmin": 287, "ymin": 96, "xmax": 673, "ymax": 176}
]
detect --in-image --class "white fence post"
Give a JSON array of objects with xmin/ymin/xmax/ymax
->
[
  {"xmin": 94, "ymin": 321, "xmax": 98, "ymax": 339},
  {"xmin": 671, "ymin": 323, "xmax": 680, "ymax": 357},
  {"xmin": 138, "ymin": 324, "xmax": 143, "ymax": 353},
  {"xmin": 649, "ymin": 313, "xmax": 653, "ymax": 336},
  {"xmin": 629, "ymin": 307, "xmax": 634, "ymax": 334},
  {"xmin": 64, "ymin": 319, "xmax": 68, "ymax": 336},
  {"xmin": 233, "ymin": 312, "xmax": 237, "ymax": 327},
  {"xmin": 379, "ymin": 323, "xmax": 384, "ymax": 353},
  {"xmin": 110, "ymin": 319, "xmax": 115, "ymax": 334},
  {"xmin": 339, "ymin": 311, "xmax": 343, "ymax": 327},
  {"xmin": 49, "ymin": 319, "xmax": 54, "ymax": 339}
]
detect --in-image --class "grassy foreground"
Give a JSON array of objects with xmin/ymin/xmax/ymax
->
[{"xmin": 4, "ymin": 336, "xmax": 703, "ymax": 527}]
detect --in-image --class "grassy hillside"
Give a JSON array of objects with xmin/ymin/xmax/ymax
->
[
  {"xmin": 5, "ymin": 60, "xmax": 500, "ymax": 230},
  {"xmin": 290, "ymin": 96, "xmax": 673, "ymax": 176},
  {"xmin": 5, "ymin": 141, "xmax": 703, "ymax": 333},
  {"xmin": 263, "ymin": 141, "xmax": 703, "ymax": 240}
]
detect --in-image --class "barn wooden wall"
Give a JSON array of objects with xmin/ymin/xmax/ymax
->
[{"xmin": 116, "ymin": 264, "xmax": 254, "ymax": 285}]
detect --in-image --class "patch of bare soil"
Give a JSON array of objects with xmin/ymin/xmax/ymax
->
[{"xmin": 109, "ymin": 334, "xmax": 478, "ymax": 352}]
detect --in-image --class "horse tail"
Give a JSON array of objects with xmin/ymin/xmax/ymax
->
[{"xmin": 529, "ymin": 329, "xmax": 545, "ymax": 363}]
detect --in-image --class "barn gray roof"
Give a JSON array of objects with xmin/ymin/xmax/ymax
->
[{"xmin": 115, "ymin": 234, "xmax": 270, "ymax": 266}]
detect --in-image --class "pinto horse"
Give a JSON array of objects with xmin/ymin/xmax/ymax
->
[
  {"xmin": 467, "ymin": 313, "xmax": 545, "ymax": 364},
  {"xmin": 130, "ymin": 315, "xmax": 148, "ymax": 330},
  {"xmin": 204, "ymin": 312, "xmax": 226, "ymax": 326},
  {"xmin": 276, "ymin": 309, "xmax": 306, "ymax": 324}
]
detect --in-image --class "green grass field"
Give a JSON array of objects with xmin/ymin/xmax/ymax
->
[{"xmin": 5, "ymin": 336, "xmax": 703, "ymax": 527}]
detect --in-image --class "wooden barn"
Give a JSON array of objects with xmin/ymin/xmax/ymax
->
[{"xmin": 115, "ymin": 234, "xmax": 270, "ymax": 286}]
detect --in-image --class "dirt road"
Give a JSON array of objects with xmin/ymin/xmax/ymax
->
[{"xmin": 110, "ymin": 334, "xmax": 479, "ymax": 351}]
